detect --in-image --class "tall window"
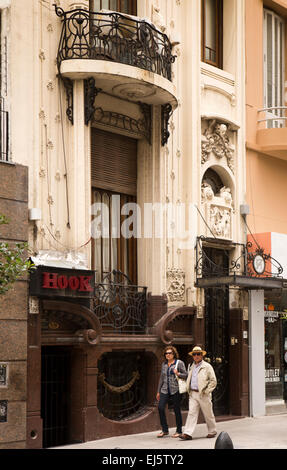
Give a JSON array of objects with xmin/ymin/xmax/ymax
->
[
  {"xmin": 92, "ymin": 189, "xmax": 137, "ymax": 283},
  {"xmin": 91, "ymin": 128, "xmax": 138, "ymax": 284},
  {"xmin": 89, "ymin": 0, "xmax": 137, "ymax": 15},
  {"xmin": 201, "ymin": 0, "xmax": 223, "ymax": 68},
  {"xmin": 263, "ymin": 9, "xmax": 285, "ymax": 128}
]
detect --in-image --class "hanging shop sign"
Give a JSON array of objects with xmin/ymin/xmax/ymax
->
[{"xmin": 30, "ymin": 266, "xmax": 95, "ymax": 298}]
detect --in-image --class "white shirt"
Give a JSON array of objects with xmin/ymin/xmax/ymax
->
[{"xmin": 190, "ymin": 361, "xmax": 203, "ymax": 391}]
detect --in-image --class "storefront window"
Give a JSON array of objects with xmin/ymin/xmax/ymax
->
[{"xmin": 265, "ymin": 310, "xmax": 286, "ymax": 400}]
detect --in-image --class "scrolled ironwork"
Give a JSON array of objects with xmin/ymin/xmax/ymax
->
[
  {"xmin": 161, "ymin": 102, "xmax": 173, "ymax": 146},
  {"xmin": 93, "ymin": 270, "xmax": 147, "ymax": 333},
  {"xmin": 54, "ymin": 5, "xmax": 176, "ymax": 81},
  {"xmin": 84, "ymin": 77, "xmax": 102, "ymax": 125},
  {"xmin": 195, "ymin": 236, "xmax": 284, "ymax": 280},
  {"xmin": 92, "ymin": 102, "xmax": 151, "ymax": 142},
  {"xmin": 245, "ymin": 242, "xmax": 283, "ymax": 278}
]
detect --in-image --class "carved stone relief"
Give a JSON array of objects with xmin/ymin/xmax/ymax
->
[
  {"xmin": 201, "ymin": 181, "xmax": 233, "ymax": 240},
  {"xmin": 209, "ymin": 205, "xmax": 232, "ymax": 239},
  {"xmin": 167, "ymin": 268, "xmax": 185, "ymax": 302},
  {"xmin": 201, "ymin": 119, "xmax": 235, "ymax": 173}
]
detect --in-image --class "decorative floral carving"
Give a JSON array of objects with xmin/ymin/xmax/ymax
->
[
  {"xmin": 39, "ymin": 49, "xmax": 46, "ymax": 61},
  {"xmin": 201, "ymin": 119, "xmax": 235, "ymax": 173},
  {"xmin": 167, "ymin": 268, "xmax": 185, "ymax": 302},
  {"xmin": 47, "ymin": 79, "xmax": 54, "ymax": 91},
  {"xmin": 39, "ymin": 167, "xmax": 46, "ymax": 178},
  {"xmin": 152, "ymin": 5, "xmax": 166, "ymax": 33}
]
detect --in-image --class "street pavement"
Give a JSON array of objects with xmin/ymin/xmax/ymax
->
[{"xmin": 53, "ymin": 413, "xmax": 287, "ymax": 450}]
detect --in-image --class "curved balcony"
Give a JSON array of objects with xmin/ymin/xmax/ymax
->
[
  {"xmin": 54, "ymin": 6, "xmax": 177, "ymax": 107},
  {"xmin": 257, "ymin": 106, "xmax": 287, "ymax": 160}
]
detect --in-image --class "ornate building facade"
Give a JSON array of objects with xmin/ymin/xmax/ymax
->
[{"xmin": 0, "ymin": 0, "xmax": 268, "ymax": 448}]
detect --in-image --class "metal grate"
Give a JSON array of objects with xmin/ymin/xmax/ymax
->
[
  {"xmin": 97, "ymin": 351, "xmax": 146, "ymax": 421},
  {"xmin": 93, "ymin": 270, "xmax": 147, "ymax": 333}
]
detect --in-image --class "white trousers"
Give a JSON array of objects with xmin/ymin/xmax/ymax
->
[{"xmin": 184, "ymin": 391, "xmax": 217, "ymax": 437}]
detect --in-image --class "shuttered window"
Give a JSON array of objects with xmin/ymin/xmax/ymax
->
[
  {"xmin": 91, "ymin": 128, "xmax": 138, "ymax": 283},
  {"xmin": 91, "ymin": 127, "xmax": 137, "ymax": 196}
]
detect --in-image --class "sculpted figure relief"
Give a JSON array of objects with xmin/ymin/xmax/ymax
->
[
  {"xmin": 210, "ymin": 206, "xmax": 231, "ymax": 239},
  {"xmin": 201, "ymin": 182, "xmax": 214, "ymax": 202}
]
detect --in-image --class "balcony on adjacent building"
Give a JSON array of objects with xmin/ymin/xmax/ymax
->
[
  {"xmin": 256, "ymin": 106, "xmax": 287, "ymax": 160},
  {"xmin": 54, "ymin": 5, "xmax": 177, "ymax": 107}
]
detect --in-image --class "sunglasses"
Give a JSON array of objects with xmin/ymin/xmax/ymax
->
[
  {"xmin": 192, "ymin": 352, "xmax": 202, "ymax": 356},
  {"xmin": 165, "ymin": 351, "xmax": 173, "ymax": 355}
]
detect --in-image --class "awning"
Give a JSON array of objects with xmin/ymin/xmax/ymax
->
[{"xmin": 195, "ymin": 274, "xmax": 287, "ymax": 290}]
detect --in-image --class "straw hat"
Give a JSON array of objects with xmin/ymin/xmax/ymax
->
[{"xmin": 188, "ymin": 346, "xmax": 207, "ymax": 356}]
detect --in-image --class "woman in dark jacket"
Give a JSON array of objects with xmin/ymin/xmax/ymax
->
[{"xmin": 156, "ymin": 345, "xmax": 187, "ymax": 438}]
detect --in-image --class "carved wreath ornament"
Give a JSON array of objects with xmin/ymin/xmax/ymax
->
[
  {"xmin": 201, "ymin": 120, "xmax": 235, "ymax": 173},
  {"xmin": 98, "ymin": 371, "xmax": 140, "ymax": 393}
]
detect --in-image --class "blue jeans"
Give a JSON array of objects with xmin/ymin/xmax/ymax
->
[{"xmin": 158, "ymin": 391, "xmax": 182, "ymax": 434}]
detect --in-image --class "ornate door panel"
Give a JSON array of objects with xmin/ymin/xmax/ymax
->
[{"xmin": 205, "ymin": 286, "xmax": 229, "ymax": 415}]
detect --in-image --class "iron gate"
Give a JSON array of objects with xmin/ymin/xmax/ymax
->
[
  {"xmin": 205, "ymin": 286, "xmax": 230, "ymax": 416},
  {"xmin": 203, "ymin": 247, "xmax": 230, "ymax": 416}
]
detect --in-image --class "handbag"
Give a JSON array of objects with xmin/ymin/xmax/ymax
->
[{"xmin": 175, "ymin": 360, "xmax": 187, "ymax": 394}]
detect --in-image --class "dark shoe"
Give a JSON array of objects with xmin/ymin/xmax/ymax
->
[
  {"xmin": 179, "ymin": 433, "xmax": 192, "ymax": 440},
  {"xmin": 206, "ymin": 432, "xmax": 217, "ymax": 438}
]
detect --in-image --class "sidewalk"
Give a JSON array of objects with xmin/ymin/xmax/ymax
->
[{"xmin": 53, "ymin": 413, "xmax": 287, "ymax": 450}]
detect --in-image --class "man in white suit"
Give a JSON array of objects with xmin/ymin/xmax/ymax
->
[{"xmin": 179, "ymin": 346, "xmax": 217, "ymax": 440}]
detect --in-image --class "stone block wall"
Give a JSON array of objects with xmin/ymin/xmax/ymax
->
[{"xmin": 0, "ymin": 162, "xmax": 28, "ymax": 448}]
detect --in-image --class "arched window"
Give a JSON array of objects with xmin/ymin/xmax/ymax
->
[{"xmin": 90, "ymin": 0, "xmax": 137, "ymax": 15}]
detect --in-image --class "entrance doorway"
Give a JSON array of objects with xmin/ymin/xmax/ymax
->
[
  {"xmin": 203, "ymin": 247, "xmax": 230, "ymax": 415},
  {"xmin": 41, "ymin": 347, "xmax": 71, "ymax": 448}
]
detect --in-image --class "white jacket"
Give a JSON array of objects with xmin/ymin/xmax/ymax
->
[{"xmin": 186, "ymin": 360, "xmax": 217, "ymax": 397}]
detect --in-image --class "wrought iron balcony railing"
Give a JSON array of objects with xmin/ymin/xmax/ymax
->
[
  {"xmin": 54, "ymin": 5, "xmax": 176, "ymax": 81},
  {"xmin": 0, "ymin": 97, "xmax": 9, "ymax": 162},
  {"xmin": 195, "ymin": 236, "xmax": 283, "ymax": 280},
  {"xmin": 93, "ymin": 270, "xmax": 147, "ymax": 334}
]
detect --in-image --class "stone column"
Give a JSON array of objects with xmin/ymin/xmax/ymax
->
[
  {"xmin": 68, "ymin": 79, "xmax": 91, "ymax": 266},
  {"xmin": 249, "ymin": 289, "xmax": 265, "ymax": 416}
]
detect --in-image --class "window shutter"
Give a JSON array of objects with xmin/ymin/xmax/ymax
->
[{"xmin": 91, "ymin": 128, "xmax": 137, "ymax": 196}]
